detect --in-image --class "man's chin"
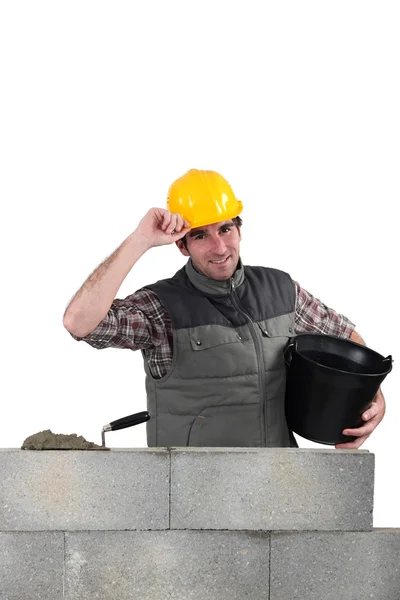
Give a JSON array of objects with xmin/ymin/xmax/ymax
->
[{"xmin": 208, "ymin": 261, "xmax": 238, "ymax": 280}]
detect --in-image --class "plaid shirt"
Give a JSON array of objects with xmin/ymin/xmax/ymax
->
[{"xmin": 71, "ymin": 281, "xmax": 355, "ymax": 379}]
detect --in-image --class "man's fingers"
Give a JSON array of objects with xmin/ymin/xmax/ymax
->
[
  {"xmin": 362, "ymin": 404, "xmax": 379, "ymax": 421},
  {"xmin": 167, "ymin": 214, "xmax": 179, "ymax": 235},
  {"xmin": 170, "ymin": 215, "xmax": 191, "ymax": 236},
  {"xmin": 336, "ymin": 405, "xmax": 382, "ymax": 448},
  {"xmin": 335, "ymin": 433, "xmax": 370, "ymax": 449},
  {"xmin": 155, "ymin": 209, "xmax": 191, "ymax": 234},
  {"xmin": 172, "ymin": 228, "xmax": 190, "ymax": 241},
  {"xmin": 161, "ymin": 212, "xmax": 172, "ymax": 231},
  {"xmin": 342, "ymin": 402, "xmax": 382, "ymax": 438},
  {"xmin": 163, "ymin": 213, "xmax": 185, "ymax": 235},
  {"xmin": 170, "ymin": 214, "xmax": 186, "ymax": 234},
  {"xmin": 176, "ymin": 214, "xmax": 187, "ymax": 232},
  {"xmin": 342, "ymin": 422, "xmax": 376, "ymax": 437}
]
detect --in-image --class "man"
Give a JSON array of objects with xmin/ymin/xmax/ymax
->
[{"xmin": 63, "ymin": 168, "xmax": 385, "ymax": 449}]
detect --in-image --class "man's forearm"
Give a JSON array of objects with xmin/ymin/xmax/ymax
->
[
  {"xmin": 350, "ymin": 330, "xmax": 366, "ymax": 345},
  {"xmin": 63, "ymin": 231, "xmax": 150, "ymax": 338}
]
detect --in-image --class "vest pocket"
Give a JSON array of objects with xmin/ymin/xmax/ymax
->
[
  {"xmin": 189, "ymin": 326, "xmax": 244, "ymax": 352},
  {"xmin": 187, "ymin": 404, "xmax": 262, "ymax": 447}
]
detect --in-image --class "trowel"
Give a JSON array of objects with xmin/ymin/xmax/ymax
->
[{"xmin": 101, "ymin": 411, "xmax": 150, "ymax": 447}]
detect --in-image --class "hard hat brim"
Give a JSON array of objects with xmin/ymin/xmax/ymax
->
[{"xmin": 187, "ymin": 201, "xmax": 243, "ymax": 229}]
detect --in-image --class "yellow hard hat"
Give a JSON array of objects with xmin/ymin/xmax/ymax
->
[{"xmin": 167, "ymin": 169, "xmax": 243, "ymax": 228}]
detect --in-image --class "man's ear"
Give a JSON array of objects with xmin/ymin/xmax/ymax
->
[{"xmin": 176, "ymin": 239, "xmax": 190, "ymax": 257}]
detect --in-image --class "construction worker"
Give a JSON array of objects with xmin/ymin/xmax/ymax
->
[{"xmin": 63, "ymin": 169, "xmax": 385, "ymax": 449}]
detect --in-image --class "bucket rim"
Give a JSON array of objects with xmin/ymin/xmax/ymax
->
[
  {"xmin": 288, "ymin": 333, "xmax": 393, "ymax": 377},
  {"xmin": 294, "ymin": 348, "xmax": 392, "ymax": 377}
]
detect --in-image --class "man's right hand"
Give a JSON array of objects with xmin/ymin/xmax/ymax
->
[
  {"xmin": 63, "ymin": 208, "xmax": 191, "ymax": 338},
  {"xmin": 134, "ymin": 208, "xmax": 191, "ymax": 248}
]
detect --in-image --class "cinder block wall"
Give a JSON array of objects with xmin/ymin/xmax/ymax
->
[{"xmin": 1, "ymin": 448, "xmax": 399, "ymax": 599}]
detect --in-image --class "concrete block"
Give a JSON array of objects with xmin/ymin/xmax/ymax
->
[
  {"xmin": 0, "ymin": 532, "xmax": 64, "ymax": 600},
  {"xmin": 170, "ymin": 448, "xmax": 374, "ymax": 531},
  {"xmin": 64, "ymin": 530, "xmax": 270, "ymax": 600},
  {"xmin": 270, "ymin": 529, "xmax": 400, "ymax": 600},
  {"xmin": 0, "ymin": 449, "xmax": 169, "ymax": 531}
]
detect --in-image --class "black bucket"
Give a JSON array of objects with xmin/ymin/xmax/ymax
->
[{"xmin": 284, "ymin": 334, "xmax": 392, "ymax": 445}]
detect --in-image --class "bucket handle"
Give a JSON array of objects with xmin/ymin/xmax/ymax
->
[
  {"xmin": 284, "ymin": 340, "xmax": 297, "ymax": 366},
  {"xmin": 383, "ymin": 355, "xmax": 393, "ymax": 373}
]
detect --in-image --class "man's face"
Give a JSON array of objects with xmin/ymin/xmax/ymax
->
[{"xmin": 177, "ymin": 220, "xmax": 241, "ymax": 280}]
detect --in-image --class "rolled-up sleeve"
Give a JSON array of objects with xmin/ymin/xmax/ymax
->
[
  {"xmin": 293, "ymin": 281, "xmax": 355, "ymax": 338},
  {"xmin": 69, "ymin": 289, "xmax": 170, "ymax": 351}
]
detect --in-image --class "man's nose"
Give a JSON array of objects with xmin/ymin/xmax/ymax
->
[{"xmin": 210, "ymin": 235, "xmax": 227, "ymax": 254}]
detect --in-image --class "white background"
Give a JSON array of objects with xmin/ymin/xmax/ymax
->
[{"xmin": 1, "ymin": 1, "xmax": 398, "ymax": 527}]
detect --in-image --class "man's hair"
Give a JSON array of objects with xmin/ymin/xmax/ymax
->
[{"xmin": 181, "ymin": 216, "xmax": 243, "ymax": 250}]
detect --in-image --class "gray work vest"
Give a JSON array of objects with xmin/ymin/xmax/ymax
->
[{"xmin": 143, "ymin": 258, "xmax": 298, "ymax": 448}]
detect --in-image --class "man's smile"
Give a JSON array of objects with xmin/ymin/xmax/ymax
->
[{"xmin": 209, "ymin": 256, "xmax": 231, "ymax": 264}]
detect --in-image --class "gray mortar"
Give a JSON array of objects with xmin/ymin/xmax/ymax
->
[{"xmin": 21, "ymin": 429, "xmax": 109, "ymax": 450}]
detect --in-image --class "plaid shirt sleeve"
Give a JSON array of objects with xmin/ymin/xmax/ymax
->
[
  {"xmin": 69, "ymin": 288, "xmax": 171, "ymax": 351},
  {"xmin": 293, "ymin": 281, "xmax": 355, "ymax": 338}
]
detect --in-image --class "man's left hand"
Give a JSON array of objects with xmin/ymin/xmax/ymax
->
[{"xmin": 335, "ymin": 388, "xmax": 386, "ymax": 449}]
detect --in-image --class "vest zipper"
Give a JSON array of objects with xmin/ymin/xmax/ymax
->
[{"xmin": 229, "ymin": 278, "xmax": 268, "ymax": 447}]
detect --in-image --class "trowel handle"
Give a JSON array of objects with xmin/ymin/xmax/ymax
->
[{"xmin": 106, "ymin": 411, "xmax": 150, "ymax": 432}]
